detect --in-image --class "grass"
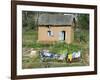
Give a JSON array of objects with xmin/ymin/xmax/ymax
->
[
  {"xmin": 22, "ymin": 29, "xmax": 89, "ymax": 69},
  {"xmin": 22, "ymin": 54, "xmax": 87, "ymax": 69},
  {"xmin": 22, "ymin": 29, "xmax": 37, "ymax": 47}
]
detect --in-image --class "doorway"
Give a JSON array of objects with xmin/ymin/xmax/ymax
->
[{"xmin": 59, "ymin": 31, "xmax": 66, "ymax": 41}]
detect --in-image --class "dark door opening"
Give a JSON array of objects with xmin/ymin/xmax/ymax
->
[{"xmin": 62, "ymin": 31, "xmax": 66, "ymax": 40}]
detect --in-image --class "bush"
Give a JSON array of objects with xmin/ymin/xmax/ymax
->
[
  {"xmin": 74, "ymin": 30, "xmax": 89, "ymax": 43},
  {"xmin": 67, "ymin": 44, "xmax": 81, "ymax": 54},
  {"xmin": 48, "ymin": 42, "xmax": 66, "ymax": 54}
]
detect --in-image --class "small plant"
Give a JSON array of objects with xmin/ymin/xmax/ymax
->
[
  {"xmin": 49, "ymin": 42, "xmax": 68, "ymax": 54},
  {"xmin": 67, "ymin": 44, "xmax": 81, "ymax": 55}
]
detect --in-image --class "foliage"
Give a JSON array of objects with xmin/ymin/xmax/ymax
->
[
  {"xmin": 67, "ymin": 44, "xmax": 81, "ymax": 54},
  {"xmin": 77, "ymin": 14, "xmax": 89, "ymax": 30},
  {"xmin": 49, "ymin": 42, "xmax": 82, "ymax": 55},
  {"xmin": 22, "ymin": 11, "xmax": 38, "ymax": 30},
  {"xmin": 49, "ymin": 42, "xmax": 68, "ymax": 54},
  {"xmin": 74, "ymin": 30, "xmax": 89, "ymax": 43},
  {"xmin": 73, "ymin": 14, "xmax": 89, "ymax": 44}
]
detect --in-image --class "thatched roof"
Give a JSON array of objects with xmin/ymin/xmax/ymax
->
[{"xmin": 38, "ymin": 14, "xmax": 74, "ymax": 26}]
